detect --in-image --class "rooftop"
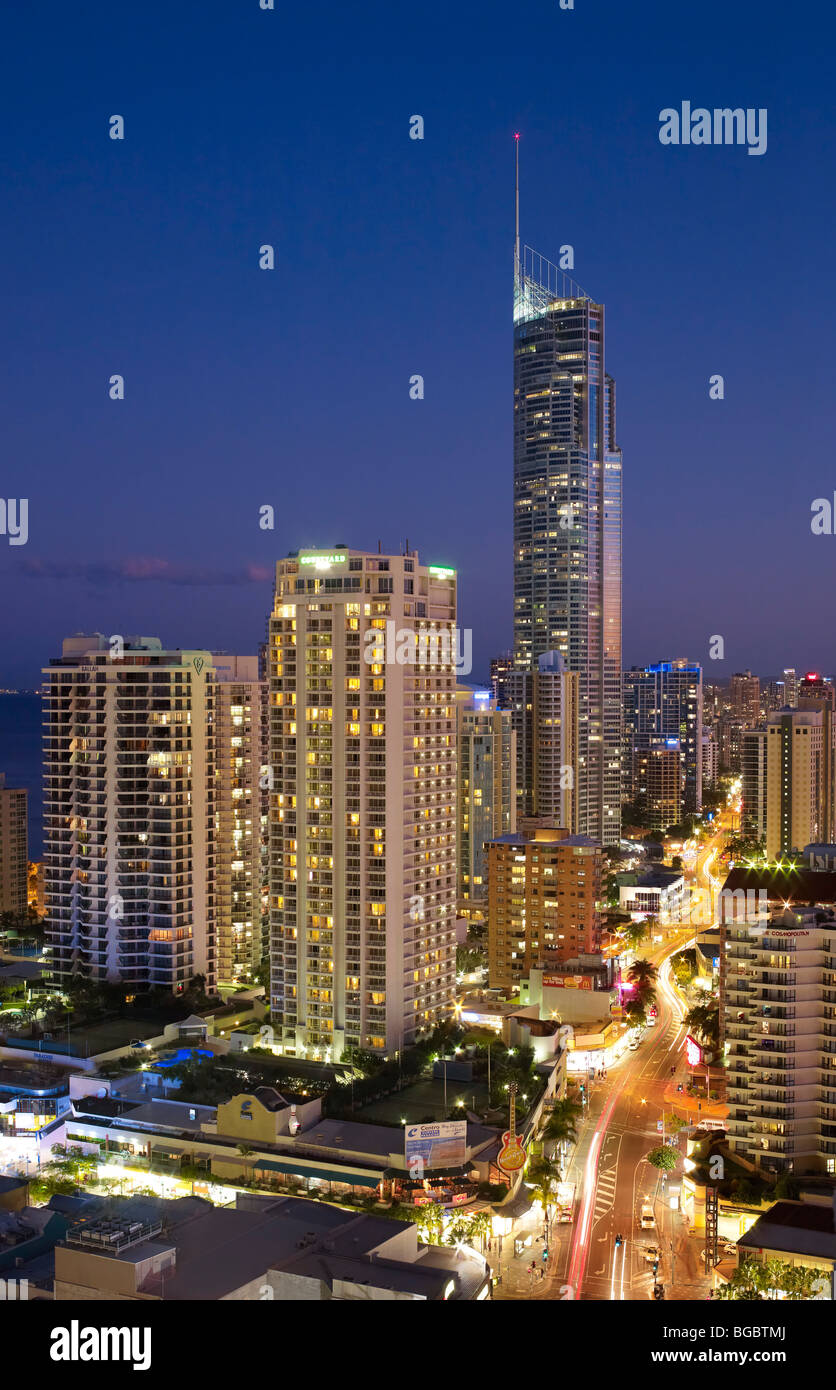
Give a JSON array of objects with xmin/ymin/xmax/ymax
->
[{"xmin": 738, "ymin": 1201, "xmax": 836, "ymax": 1261}]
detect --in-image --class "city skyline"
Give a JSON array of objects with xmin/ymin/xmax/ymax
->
[{"xmin": 3, "ymin": 6, "xmax": 836, "ymax": 687}]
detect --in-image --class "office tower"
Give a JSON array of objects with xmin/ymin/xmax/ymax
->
[
  {"xmin": 716, "ymin": 713, "xmax": 746, "ymax": 775},
  {"xmin": 268, "ymin": 547, "xmax": 458, "ymax": 1060},
  {"xmin": 623, "ymin": 660, "xmax": 703, "ymax": 814},
  {"xmin": 501, "ymin": 652, "xmax": 579, "ymax": 829},
  {"xmin": 455, "ymin": 687, "xmax": 515, "ymax": 911},
  {"xmin": 723, "ymin": 899, "xmax": 836, "ymax": 1175},
  {"xmin": 730, "ymin": 670, "xmax": 761, "ymax": 726},
  {"xmin": 704, "ymin": 683, "xmax": 724, "ymax": 721},
  {"xmin": 512, "ymin": 167, "xmax": 622, "ymax": 845},
  {"xmin": 741, "ymin": 728, "xmax": 768, "ymax": 843},
  {"xmin": 632, "ymin": 739, "xmax": 682, "ymax": 830},
  {"xmin": 487, "ymin": 823, "xmax": 601, "ymax": 989},
  {"xmin": 783, "ymin": 668, "xmax": 799, "ymax": 708},
  {"xmin": 212, "ymin": 655, "xmax": 268, "ymax": 985},
  {"xmin": 765, "ymin": 708, "xmax": 828, "ymax": 857},
  {"xmin": 0, "ymin": 774, "xmax": 28, "ymax": 917},
  {"xmin": 702, "ymin": 730, "xmax": 718, "ymax": 789},
  {"xmin": 43, "ymin": 635, "xmax": 217, "ymax": 992}
]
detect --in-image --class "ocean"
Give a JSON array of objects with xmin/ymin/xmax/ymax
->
[{"xmin": 0, "ymin": 694, "xmax": 42, "ymax": 858}]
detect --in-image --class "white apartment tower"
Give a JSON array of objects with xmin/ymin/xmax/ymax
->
[
  {"xmin": 268, "ymin": 547, "xmax": 458, "ymax": 1060},
  {"xmin": 724, "ymin": 905, "xmax": 836, "ymax": 1174},
  {"xmin": 43, "ymin": 635, "xmax": 217, "ymax": 993},
  {"xmin": 212, "ymin": 654, "xmax": 268, "ymax": 985}
]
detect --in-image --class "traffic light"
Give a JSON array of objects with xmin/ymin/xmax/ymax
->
[
  {"xmin": 653, "ymin": 1284, "xmax": 665, "ymax": 1300},
  {"xmin": 542, "ymin": 1247, "xmax": 549, "ymax": 1262},
  {"xmin": 615, "ymin": 1233, "xmax": 623, "ymax": 1247}
]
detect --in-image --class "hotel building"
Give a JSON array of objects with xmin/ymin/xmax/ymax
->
[{"xmin": 267, "ymin": 547, "xmax": 458, "ymax": 1060}]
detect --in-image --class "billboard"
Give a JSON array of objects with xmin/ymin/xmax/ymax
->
[
  {"xmin": 405, "ymin": 1120, "xmax": 467, "ymax": 1171},
  {"xmin": 543, "ymin": 974, "xmax": 593, "ymax": 991}
]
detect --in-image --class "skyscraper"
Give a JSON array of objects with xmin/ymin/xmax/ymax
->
[
  {"xmin": 43, "ymin": 635, "xmax": 217, "ymax": 992},
  {"xmin": 455, "ymin": 687, "xmax": 515, "ymax": 912},
  {"xmin": 623, "ymin": 659, "xmax": 703, "ymax": 815},
  {"xmin": 512, "ymin": 151, "xmax": 622, "ymax": 844},
  {"xmin": 267, "ymin": 547, "xmax": 458, "ymax": 1060},
  {"xmin": 499, "ymin": 652, "xmax": 579, "ymax": 830},
  {"xmin": 212, "ymin": 654, "xmax": 269, "ymax": 986}
]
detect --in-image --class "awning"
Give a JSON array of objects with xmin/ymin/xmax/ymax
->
[{"xmin": 252, "ymin": 1158, "xmax": 381, "ymax": 1188}]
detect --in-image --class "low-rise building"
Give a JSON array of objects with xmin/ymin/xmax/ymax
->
[{"xmin": 53, "ymin": 1192, "xmax": 491, "ymax": 1300}]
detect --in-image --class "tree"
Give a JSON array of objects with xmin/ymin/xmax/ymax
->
[
  {"xmin": 685, "ymin": 1001, "xmax": 720, "ymax": 1050},
  {"xmin": 646, "ymin": 1145, "xmax": 678, "ymax": 1172},
  {"xmin": 619, "ymin": 921, "xmax": 649, "ymax": 953},
  {"xmin": 541, "ymin": 1098, "xmax": 582, "ymax": 1161},
  {"xmin": 714, "ymin": 1257, "xmax": 823, "ymax": 1301},
  {"xmin": 467, "ymin": 1209, "xmax": 491, "ymax": 1251},
  {"xmin": 627, "ymin": 959, "xmax": 658, "ymax": 992},
  {"xmin": 415, "ymin": 1201, "xmax": 445, "ymax": 1245},
  {"xmin": 526, "ymin": 1155, "xmax": 561, "ymax": 1215}
]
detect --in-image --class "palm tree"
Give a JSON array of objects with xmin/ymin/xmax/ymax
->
[
  {"xmin": 416, "ymin": 1201, "xmax": 445, "ymax": 1245},
  {"xmin": 619, "ymin": 921, "xmax": 648, "ymax": 953},
  {"xmin": 541, "ymin": 1098, "xmax": 582, "ymax": 1164},
  {"xmin": 467, "ymin": 1209, "xmax": 491, "ymax": 1252},
  {"xmin": 685, "ymin": 1001, "xmax": 720, "ymax": 1050},
  {"xmin": 526, "ymin": 1155, "xmax": 561, "ymax": 1221},
  {"xmin": 627, "ymin": 959, "xmax": 658, "ymax": 991}
]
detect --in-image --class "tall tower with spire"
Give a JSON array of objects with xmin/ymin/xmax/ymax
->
[{"xmin": 512, "ymin": 141, "xmax": 623, "ymax": 845}]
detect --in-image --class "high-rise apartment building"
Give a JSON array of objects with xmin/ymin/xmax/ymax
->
[
  {"xmin": 212, "ymin": 655, "xmax": 268, "ymax": 986},
  {"xmin": 623, "ymin": 660, "xmax": 703, "ymax": 814},
  {"xmin": 512, "ymin": 218, "xmax": 622, "ymax": 845},
  {"xmin": 765, "ymin": 708, "xmax": 828, "ymax": 857},
  {"xmin": 716, "ymin": 713, "xmax": 746, "ymax": 775},
  {"xmin": 43, "ymin": 635, "xmax": 217, "ymax": 992},
  {"xmin": 741, "ymin": 728, "xmax": 768, "ymax": 844},
  {"xmin": 730, "ymin": 670, "xmax": 761, "ymax": 726},
  {"xmin": 455, "ymin": 688, "xmax": 515, "ymax": 910},
  {"xmin": 702, "ymin": 730, "xmax": 719, "ymax": 789},
  {"xmin": 723, "ymin": 897, "xmax": 836, "ymax": 1175},
  {"xmin": 499, "ymin": 652, "xmax": 579, "ymax": 830},
  {"xmin": 0, "ymin": 774, "xmax": 28, "ymax": 918},
  {"xmin": 631, "ymin": 740, "xmax": 682, "ymax": 830},
  {"xmin": 268, "ymin": 547, "xmax": 458, "ymax": 1060},
  {"xmin": 487, "ymin": 823, "xmax": 601, "ymax": 989}
]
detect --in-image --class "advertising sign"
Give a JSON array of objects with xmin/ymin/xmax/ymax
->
[
  {"xmin": 543, "ymin": 974, "xmax": 593, "ymax": 991},
  {"xmin": 685, "ymin": 1034, "xmax": 704, "ymax": 1067},
  {"xmin": 405, "ymin": 1120, "xmax": 467, "ymax": 1171}
]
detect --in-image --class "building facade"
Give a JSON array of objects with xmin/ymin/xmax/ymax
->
[
  {"xmin": 487, "ymin": 823, "xmax": 601, "ymax": 989},
  {"xmin": 42, "ymin": 635, "xmax": 217, "ymax": 992},
  {"xmin": 765, "ymin": 708, "xmax": 828, "ymax": 857},
  {"xmin": 0, "ymin": 774, "xmax": 28, "ymax": 918},
  {"xmin": 455, "ymin": 688, "xmax": 515, "ymax": 910},
  {"xmin": 741, "ymin": 728, "xmax": 768, "ymax": 844},
  {"xmin": 212, "ymin": 655, "xmax": 268, "ymax": 986},
  {"xmin": 723, "ymin": 904, "xmax": 836, "ymax": 1175},
  {"xmin": 498, "ymin": 651, "xmax": 579, "ymax": 830},
  {"xmin": 513, "ymin": 242, "xmax": 622, "ymax": 845},
  {"xmin": 623, "ymin": 659, "xmax": 703, "ymax": 816},
  {"xmin": 268, "ymin": 548, "xmax": 458, "ymax": 1060}
]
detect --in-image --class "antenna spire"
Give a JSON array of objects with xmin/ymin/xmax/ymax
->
[{"xmin": 514, "ymin": 133, "xmax": 521, "ymax": 291}]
